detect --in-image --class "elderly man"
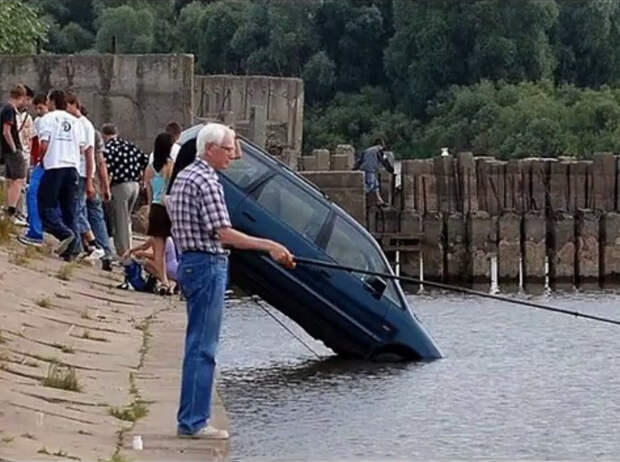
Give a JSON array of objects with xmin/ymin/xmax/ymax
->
[{"xmin": 168, "ymin": 123, "xmax": 295, "ymax": 439}]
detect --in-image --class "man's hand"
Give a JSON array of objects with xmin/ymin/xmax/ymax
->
[
  {"xmin": 103, "ymin": 187, "xmax": 112, "ymax": 202},
  {"xmin": 86, "ymin": 179, "xmax": 96, "ymax": 199},
  {"xmin": 268, "ymin": 242, "xmax": 295, "ymax": 269}
]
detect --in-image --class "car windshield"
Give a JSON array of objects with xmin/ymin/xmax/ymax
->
[
  {"xmin": 325, "ymin": 215, "xmax": 403, "ymax": 308},
  {"xmin": 221, "ymin": 146, "xmax": 271, "ymax": 189}
]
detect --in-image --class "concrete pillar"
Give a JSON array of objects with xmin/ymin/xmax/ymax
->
[
  {"xmin": 457, "ymin": 152, "xmax": 478, "ymax": 214},
  {"xmin": 400, "ymin": 210, "xmax": 422, "ymax": 276},
  {"xmin": 313, "ymin": 149, "xmax": 331, "ymax": 171},
  {"xmin": 568, "ymin": 161, "xmax": 588, "ymax": 213},
  {"xmin": 433, "ymin": 155, "xmax": 456, "ymax": 213},
  {"xmin": 379, "ymin": 173, "xmax": 394, "ymax": 206},
  {"xmin": 497, "ymin": 212, "xmax": 521, "ymax": 282},
  {"xmin": 601, "ymin": 212, "xmax": 620, "ymax": 283},
  {"xmin": 548, "ymin": 211, "xmax": 575, "ymax": 284},
  {"xmin": 334, "ymin": 144, "xmax": 355, "ymax": 169},
  {"xmin": 445, "ymin": 213, "xmax": 467, "ymax": 282},
  {"xmin": 592, "ymin": 153, "xmax": 616, "ymax": 211},
  {"xmin": 422, "ymin": 212, "xmax": 444, "ymax": 281},
  {"xmin": 476, "ymin": 158, "xmax": 502, "ymax": 215},
  {"xmin": 413, "ymin": 160, "xmax": 436, "ymax": 213},
  {"xmin": 547, "ymin": 160, "xmax": 568, "ymax": 212},
  {"xmin": 378, "ymin": 208, "xmax": 400, "ymax": 233},
  {"xmin": 401, "ymin": 160, "xmax": 416, "ymax": 211},
  {"xmin": 585, "ymin": 160, "xmax": 594, "ymax": 209},
  {"xmin": 331, "ymin": 155, "xmax": 349, "ymax": 170},
  {"xmin": 467, "ymin": 211, "xmax": 493, "ymax": 282},
  {"xmin": 523, "ymin": 211, "xmax": 546, "ymax": 284},
  {"xmin": 505, "ymin": 160, "xmax": 524, "ymax": 212},
  {"xmin": 576, "ymin": 210, "xmax": 600, "ymax": 284},
  {"xmin": 522, "ymin": 159, "xmax": 547, "ymax": 212},
  {"xmin": 301, "ymin": 155, "xmax": 317, "ymax": 171}
]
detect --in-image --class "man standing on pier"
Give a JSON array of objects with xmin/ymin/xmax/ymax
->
[{"xmin": 168, "ymin": 122, "xmax": 295, "ymax": 439}]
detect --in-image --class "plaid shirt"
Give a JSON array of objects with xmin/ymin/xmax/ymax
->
[{"xmin": 169, "ymin": 159, "xmax": 231, "ymax": 254}]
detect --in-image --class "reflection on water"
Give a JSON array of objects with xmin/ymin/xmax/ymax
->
[{"xmin": 219, "ymin": 288, "xmax": 620, "ymax": 461}]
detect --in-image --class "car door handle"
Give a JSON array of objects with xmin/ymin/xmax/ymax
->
[{"xmin": 242, "ymin": 211, "xmax": 256, "ymax": 222}]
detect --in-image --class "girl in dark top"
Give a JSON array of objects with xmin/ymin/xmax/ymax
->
[{"xmin": 143, "ymin": 133, "xmax": 174, "ymax": 294}]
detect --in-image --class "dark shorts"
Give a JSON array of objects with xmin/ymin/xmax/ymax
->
[
  {"xmin": 147, "ymin": 203, "xmax": 171, "ymax": 237},
  {"xmin": 5, "ymin": 150, "xmax": 27, "ymax": 180}
]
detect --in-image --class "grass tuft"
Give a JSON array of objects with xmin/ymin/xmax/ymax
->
[
  {"xmin": 81, "ymin": 330, "xmax": 108, "ymax": 342},
  {"xmin": 56, "ymin": 262, "xmax": 77, "ymax": 281},
  {"xmin": 0, "ymin": 330, "xmax": 5, "ymax": 344},
  {"xmin": 36, "ymin": 297, "xmax": 52, "ymax": 308},
  {"xmin": 41, "ymin": 363, "xmax": 81, "ymax": 392},
  {"xmin": 0, "ymin": 216, "xmax": 15, "ymax": 246},
  {"xmin": 109, "ymin": 401, "xmax": 148, "ymax": 422}
]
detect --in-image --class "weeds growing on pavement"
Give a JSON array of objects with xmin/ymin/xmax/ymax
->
[
  {"xmin": 8, "ymin": 250, "xmax": 29, "ymax": 267},
  {"xmin": 109, "ymin": 401, "xmax": 148, "ymax": 422},
  {"xmin": 41, "ymin": 363, "xmax": 81, "ymax": 392},
  {"xmin": 0, "ymin": 330, "xmax": 5, "ymax": 344},
  {"xmin": 56, "ymin": 262, "xmax": 77, "ymax": 281},
  {"xmin": 36, "ymin": 297, "xmax": 52, "ymax": 308},
  {"xmin": 81, "ymin": 330, "xmax": 108, "ymax": 342},
  {"xmin": 80, "ymin": 310, "xmax": 91, "ymax": 320},
  {"xmin": 0, "ymin": 216, "xmax": 14, "ymax": 246}
]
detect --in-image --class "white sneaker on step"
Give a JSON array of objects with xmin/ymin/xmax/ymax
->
[{"xmin": 177, "ymin": 424, "xmax": 229, "ymax": 440}]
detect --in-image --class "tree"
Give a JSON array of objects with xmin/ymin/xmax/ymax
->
[
  {"xmin": 196, "ymin": 2, "xmax": 244, "ymax": 74},
  {"xmin": 0, "ymin": 0, "xmax": 48, "ymax": 54},
  {"xmin": 95, "ymin": 5, "xmax": 154, "ymax": 53},
  {"xmin": 303, "ymin": 51, "xmax": 336, "ymax": 104}
]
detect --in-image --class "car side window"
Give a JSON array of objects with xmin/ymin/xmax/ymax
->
[
  {"xmin": 255, "ymin": 174, "xmax": 330, "ymax": 243},
  {"xmin": 221, "ymin": 150, "xmax": 271, "ymax": 190},
  {"xmin": 325, "ymin": 216, "xmax": 403, "ymax": 307}
]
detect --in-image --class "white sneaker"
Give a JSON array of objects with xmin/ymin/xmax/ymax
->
[
  {"xmin": 177, "ymin": 424, "xmax": 229, "ymax": 440},
  {"xmin": 11, "ymin": 215, "xmax": 27, "ymax": 227},
  {"xmin": 84, "ymin": 247, "xmax": 105, "ymax": 262}
]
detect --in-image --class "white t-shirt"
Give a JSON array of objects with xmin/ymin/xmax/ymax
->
[
  {"xmin": 39, "ymin": 110, "xmax": 85, "ymax": 170},
  {"xmin": 77, "ymin": 115, "xmax": 96, "ymax": 178},
  {"xmin": 148, "ymin": 142, "xmax": 180, "ymax": 165}
]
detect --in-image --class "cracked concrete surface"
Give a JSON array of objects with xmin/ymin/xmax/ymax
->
[{"xmin": 0, "ymin": 239, "xmax": 228, "ymax": 461}]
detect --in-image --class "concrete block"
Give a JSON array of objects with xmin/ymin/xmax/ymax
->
[
  {"xmin": 445, "ymin": 213, "xmax": 467, "ymax": 282},
  {"xmin": 417, "ymin": 161, "xmax": 437, "ymax": 213},
  {"xmin": 548, "ymin": 211, "xmax": 575, "ymax": 284},
  {"xmin": 249, "ymin": 105, "xmax": 267, "ymax": 148},
  {"xmin": 601, "ymin": 212, "xmax": 620, "ymax": 283},
  {"xmin": 301, "ymin": 155, "xmax": 318, "ymax": 171},
  {"xmin": 586, "ymin": 161, "xmax": 594, "ymax": 209},
  {"xmin": 467, "ymin": 211, "xmax": 494, "ymax": 282},
  {"xmin": 498, "ymin": 212, "xmax": 521, "ymax": 282},
  {"xmin": 521, "ymin": 159, "xmax": 547, "ymax": 212},
  {"xmin": 504, "ymin": 160, "xmax": 524, "ymax": 212},
  {"xmin": 422, "ymin": 212, "xmax": 444, "ymax": 281},
  {"xmin": 331, "ymin": 154, "xmax": 350, "ymax": 171},
  {"xmin": 300, "ymin": 171, "xmax": 365, "ymax": 224},
  {"xmin": 547, "ymin": 160, "xmax": 568, "ymax": 212},
  {"xmin": 523, "ymin": 211, "xmax": 546, "ymax": 283},
  {"xmin": 433, "ymin": 155, "xmax": 456, "ymax": 213},
  {"xmin": 576, "ymin": 209, "xmax": 600, "ymax": 283},
  {"xmin": 313, "ymin": 149, "xmax": 331, "ymax": 171},
  {"xmin": 401, "ymin": 160, "xmax": 416, "ymax": 210},
  {"xmin": 476, "ymin": 158, "xmax": 503, "ymax": 215},
  {"xmin": 568, "ymin": 161, "xmax": 588, "ymax": 213},
  {"xmin": 592, "ymin": 152, "xmax": 615, "ymax": 211},
  {"xmin": 334, "ymin": 144, "xmax": 355, "ymax": 169},
  {"xmin": 457, "ymin": 152, "xmax": 478, "ymax": 213},
  {"xmin": 399, "ymin": 211, "xmax": 422, "ymax": 277}
]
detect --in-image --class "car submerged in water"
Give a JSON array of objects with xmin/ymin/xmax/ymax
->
[{"xmin": 176, "ymin": 125, "xmax": 442, "ymax": 361}]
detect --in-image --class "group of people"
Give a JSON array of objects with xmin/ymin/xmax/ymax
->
[
  {"xmin": 3, "ymin": 86, "xmax": 297, "ymax": 439},
  {"xmin": 0, "ymin": 84, "xmax": 182, "ymax": 289}
]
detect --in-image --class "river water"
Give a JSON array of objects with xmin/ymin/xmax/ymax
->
[{"xmin": 219, "ymin": 288, "xmax": 620, "ymax": 460}]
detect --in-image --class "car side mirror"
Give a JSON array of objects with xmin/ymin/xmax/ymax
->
[{"xmin": 366, "ymin": 276, "xmax": 387, "ymax": 299}]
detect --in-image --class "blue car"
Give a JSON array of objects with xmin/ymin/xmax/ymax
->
[{"xmin": 177, "ymin": 125, "xmax": 442, "ymax": 360}]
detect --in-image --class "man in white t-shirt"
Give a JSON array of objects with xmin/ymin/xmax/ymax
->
[
  {"xmin": 37, "ymin": 89, "xmax": 86, "ymax": 260},
  {"xmin": 66, "ymin": 92, "xmax": 105, "ymax": 261}
]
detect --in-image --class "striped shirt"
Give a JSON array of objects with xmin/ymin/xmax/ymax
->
[{"xmin": 168, "ymin": 159, "xmax": 231, "ymax": 254}]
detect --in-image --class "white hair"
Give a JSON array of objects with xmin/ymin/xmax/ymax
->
[{"xmin": 196, "ymin": 123, "xmax": 235, "ymax": 158}]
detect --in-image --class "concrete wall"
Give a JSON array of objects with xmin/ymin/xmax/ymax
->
[
  {"xmin": 0, "ymin": 54, "xmax": 194, "ymax": 151},
  {"xmin": 193, "ymin": 75, "xmax": 304, "ymax": 160},
  {"xmin": 300, "ymin": 171, "xmax": 365, "ymax": 225}
]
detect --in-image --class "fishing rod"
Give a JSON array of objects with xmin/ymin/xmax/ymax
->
[{"xmin": 293, "ymin": 256, "xmax": 620, "ymax": 328}]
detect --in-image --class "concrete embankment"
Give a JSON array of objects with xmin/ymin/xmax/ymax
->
[{"xmin": 0, "ymin": 237, "xmax": 228, "ymax": 461}]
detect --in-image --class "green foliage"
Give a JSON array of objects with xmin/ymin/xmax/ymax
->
[
  {"xmin": 418, "ymin": 80, "xmax": 620, "ymax": 158},
  {"xmin": 0, "ymin": 0, "xmax": 48, "ymax": 54},
  {"xmin": 95, "ymin": 5, "xmax": 154, "ymax": 53}
]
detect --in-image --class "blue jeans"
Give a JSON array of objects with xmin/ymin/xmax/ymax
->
[
  {"xmin": 177, "ymin": 252, "xmax": 229, "ymax": 435},
  {"xmin": 87, "ymin": 193, "xmax": 113, "ymax": 258},
  {"xmin": 25, "ymin": 165, "xmax": 44, "ymax": 241},
  {"xmin": 38, "ymin": 167, "xmax": 80, "ymax": 256}
]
